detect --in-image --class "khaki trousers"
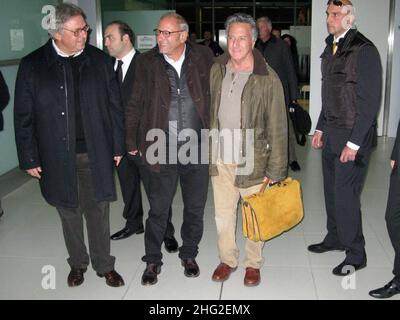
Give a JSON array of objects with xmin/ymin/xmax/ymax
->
[{"xmin": 211, "ymin": 162, "xmax": 265, "ymax": 269}]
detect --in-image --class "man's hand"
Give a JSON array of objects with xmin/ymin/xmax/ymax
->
[
  {"xmin": 391, "ymin": 160, "xmax": 396, "ymax": 169},
  {"xmin": 263, "ymin": 177, "xmax": 276, "ymax": 185},
  {"xmin": 311, "ymin": 131, "xmax": 323, "ymax": 149},
  {"xmin": 128, "ymin": 150, "xmax": 139, "ymax": 156},
  {"xmin": 340, "ymin": 146, "xmax": 357, "ymax": 163},
  {"xmin": 114, "ymin": 156, "xmax": 123, "ymax": 167},
  {"xmin": 26, "ymin": 167, "xmax": 42, "ymax": 179}
]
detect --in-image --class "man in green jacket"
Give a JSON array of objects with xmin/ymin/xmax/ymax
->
[{"xmin": 209, "ymin": 13, "xmax": 288, "ymax": 287}]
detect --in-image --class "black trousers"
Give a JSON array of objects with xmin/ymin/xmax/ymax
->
[
  {"xmin": 116, "ymin": 156, "xmax": 144, "ymax": 230},
  {"xmin": 56, "ymin": 153, "xmax": 115, "ymax": 274},
  {"xmin": 385, "ymin": 165, "xmax": 400, "ymax": 280},
  {"xmin": 132, "ymin": 154, "xmax": 175, "ymax": 239},
  {"xmin": 142, "ymin": 162, "xmax": 209, "ymax": 265},
  {"xmin": 321, "ymin": 136, "xmax": 369, "ymax": 264}
]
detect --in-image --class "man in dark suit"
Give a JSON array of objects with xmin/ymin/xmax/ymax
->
[
  {"xmin": 369, "ymin": 121, "xmax": 400, "ymax": 298},
  {"xmin": 255, "ymin": 16, "xmax": 300, "ymax": 172},
  {"xmin": 0, "ymin": 70, "xmax": 10, "ymax": 218},
  {"xmin": 308, "ymin": 0, "xmax": 382, "ymax": 276},
  {"xmin": 104, "ymin": 21, "xmax": 178, "ymax": 252}
]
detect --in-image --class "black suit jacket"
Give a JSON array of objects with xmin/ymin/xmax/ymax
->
[{"xmin": 113, "ymin": 50, "xmax": 140, "ymax": 108}]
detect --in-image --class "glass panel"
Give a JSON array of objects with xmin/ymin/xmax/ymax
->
[{"xmin": 0, "ymin": 0, "xmax": 61, "ymax": 61}]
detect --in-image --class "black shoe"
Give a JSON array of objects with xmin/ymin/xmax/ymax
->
[
  {"xmin": 141, "ymin": 263, "xmax": 161, "ymax": 286},
  {"xmin": 67, "ymin": 267, "xmax": 87, "ymax": 287},
  {"xmin": 369, "ymin": 280, "xmax": 400, "ymax": 299},
  {"xmin": 308, "ymin": 242, "xmax": 345, "ymax": 253},
  {"xmin": 110, "ymin": 226, "xmax": 144, "ymax": 240},
  {"xmin": 181, "ymin": 258, "xmax": 200, "ymax": 278},
  {"xmin": 332, "ymin": 259, "xmax": 367, "ymax": 276},
  {"xmin": 164, "ymin": 237, "xmax": 178, "ymax": 253},
  {"xmin": 289, "ymin": 161, "xmax": 301, "ymax": 171},
  {"xmin": 96, "ymin": 269, "xmax": 125, "ymax": 287}
]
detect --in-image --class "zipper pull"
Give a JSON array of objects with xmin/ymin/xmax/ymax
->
[{"xmin": 177, "ymin": 88, "xmax": 180, "ymax": 95}]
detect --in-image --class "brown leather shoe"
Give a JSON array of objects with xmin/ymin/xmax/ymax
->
[
  {"xmin": 67, "ymin": 267, "xmax": 87, "ymax": 287},
  {"xmin": 244, "ymin": 267, "xmax": 260, "ymax": 286},
  {"xmin": 96, "ymin": 270, "xmax": 125, "ymax": 287},
  {"xmin": 212, "ymin": 263, "xmax": 236, "ymax": 282}
]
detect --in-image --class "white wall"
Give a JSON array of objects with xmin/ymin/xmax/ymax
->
[{"xmin": 309, "ymin": 0, "xmax": 390, "ymax": 136}]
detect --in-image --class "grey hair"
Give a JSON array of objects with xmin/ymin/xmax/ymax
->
[
  {"xmin": 47, "ymin": 3, "xmax": 87, "ymax": 38},
  {"xmin": 159, "ymin": 12, "xmax": 189, "ymax": 32},
  {"xmin": 225, "ymin": 13, "xmax": 258, "ymax": 41},
  {"xmin": 256, "ymin": 16, "xmax": 272, "ymax": 26}
]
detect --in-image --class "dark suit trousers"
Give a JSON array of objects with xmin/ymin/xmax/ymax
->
[
  {"xmin": 385, "ymin": 165, "xmax": 400, "ymax": 278},
  {"xmin": 56, "ymin": 153, "xmax": 115, "ymax": 274},
  {"xmin": 116, "ymin": 156, "xmax": 144, "ymax": 230},
  {"xmin": 322, "ymin": 136, "xmax": 369, "ymax": 264},
  {"xmin": 141, "ymin": 162, "xmax": 209, "ymax": 265},
  {"xmin": 133, "ymin": 155, "xmax": 175, "ymax": 239}
]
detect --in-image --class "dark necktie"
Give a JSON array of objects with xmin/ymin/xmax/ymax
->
[{"xmin": 115, "ymin": 59, "xmax": 123, "ymax": 85}]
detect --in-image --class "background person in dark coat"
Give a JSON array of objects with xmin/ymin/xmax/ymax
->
[
  {"xmin": 308, "ymin": 0, "xmax": 382, "ymax": 277},
  {"xmin": 199, "ymin": 30, "xmax": 224, "ymax": 57},
  {"xmin": 104, "ymin": 21, "xmax": 178, "ymax": 252},
  {"xmin": 0, "ymin": 70, "xmax": 10, "ymax": 218},
  {"xmin": 281, "ymin": 34, "xmax": 300, "ymax": 82},
  {"xmin": 369, "ymin": 120, "xmax": 400, "ymax": 299},
  {"xmin": 255, "ymin": 16, "xmax": 300, "ymax": 172},
  {"xmin": 14, "ymin": 3, "xmax": 125, "ymax": 288}
]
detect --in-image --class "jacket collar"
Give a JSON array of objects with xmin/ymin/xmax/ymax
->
[
  {"xmin": 325, "ymin": 28, "xmax": 358, "ymax": 54},
  {"xmin": 44, "ymin": 39, "xmax": 90, "ymax": 67},
  {"xmin": 152, "ymin": 41, "xmax": 193, "ymax": 61},
  {"xmin": 214, "ymin": 48, "xmax": 268, "ymax": 76}
]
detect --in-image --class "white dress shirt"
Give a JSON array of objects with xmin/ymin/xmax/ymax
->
[
  {"xmin": 163, "ymin": 45, "xmax": 186, "ymax": 77},
  {"xmin": 114, "ymin": 48, "xmax": 136, "ymax": 82},
  {"xmin": 52, "ymin": 40, "xmax": 83, "ymax": 57}
]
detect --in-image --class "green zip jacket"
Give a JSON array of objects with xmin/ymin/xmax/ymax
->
[{"xmin": 209, "ymin": 49, "xmax": 288, "ymax": 188}]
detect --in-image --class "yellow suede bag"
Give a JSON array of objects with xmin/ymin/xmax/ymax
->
[{"xmin": 241, "ymin": 177, "xmax": 304, "ymax": 242}]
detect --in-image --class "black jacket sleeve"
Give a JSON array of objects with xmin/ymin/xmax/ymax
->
[
  {"xmin": 14, "ymin": 58, "xmax": 41, "ymax": 169},
  {"xmin": 0, "ymin": 71, "xmax": 10, "ymax": 111},
  {"xmin": 349, "ymin": 45, "xmax": 382, "ymax": 146}
]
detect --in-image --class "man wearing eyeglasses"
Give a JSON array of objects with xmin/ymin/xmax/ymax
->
[
  {"xmin": 308, "ymin": 0, "xmax": 382, "ymax": 277},
  {"xmin": 125, "ymin": 13, "xmax": 214, "ymax": 286},
  {"xmin": 14, "ymin": 3, "xmax": 125, "ymax": 287}
]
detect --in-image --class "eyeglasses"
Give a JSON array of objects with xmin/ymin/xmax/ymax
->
[
  {"xmin": 153, "ymin": 29, "xmax": 183, "ymax": 37},
  {"xmin": 63, "ymin": 25, "xmax": 90, "ymax": 37}
]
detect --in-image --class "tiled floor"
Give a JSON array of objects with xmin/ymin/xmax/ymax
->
[{"xmin": 0, "ymin": 137, "xmax": 399, "ymax": 300}]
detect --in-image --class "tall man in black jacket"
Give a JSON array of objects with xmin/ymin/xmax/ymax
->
[
  {"xmin": 308, "ymin": 0, "xmax": 382, "ymax": 276},
  {"xmin": 14, "ymin": 3, "xmax": 125, "ymax": 287},
  {"xmin": 104, "ymin": 21, "xmax": 178, "ymax": 251}
]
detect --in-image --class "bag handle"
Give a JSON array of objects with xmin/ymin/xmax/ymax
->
[{"xmin": 259, "ymin": 178, "xmax": 288, "ymax": 193}]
